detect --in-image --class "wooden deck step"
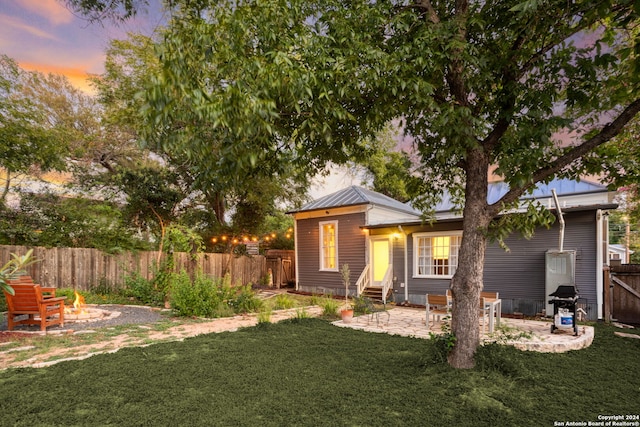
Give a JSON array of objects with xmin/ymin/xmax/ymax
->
[{"xmin": 361, "ymin": 287, "xmax": 391, "ymax": 302}]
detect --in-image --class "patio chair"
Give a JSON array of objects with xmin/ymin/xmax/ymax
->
[
  {"xmin": 362, "ymin": 297, "xmax": 390, "ymax": 327},
  {"xmin": 3, "ymin": 284, "xmax": 66, "ymax": 331},
  {"xmin": 6, "ymin": 276, "xmax": 58, "ymax": 298},
  {"xmin": 426, "ymin": 293, "xmax": 451, "ymax": 330}
]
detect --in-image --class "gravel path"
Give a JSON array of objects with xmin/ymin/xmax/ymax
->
[{"xmin": 0, "ymin": 304, "xmax": 168, "ymax": 332}]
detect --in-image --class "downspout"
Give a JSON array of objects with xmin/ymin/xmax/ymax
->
[
  {"xmin": 293, "ymin": 218, "xmax": 299, "ymax": 291},
  {"xmin": 398, "ymin": 225, "xmax": 409, "ymax": 303},
  {"xmin": 595, "ymin": 210, "xmax": 605, "ymax": 320},
  {"xmin": 551, "ymin": 189, "xmax": 564, "ymax": 252}
]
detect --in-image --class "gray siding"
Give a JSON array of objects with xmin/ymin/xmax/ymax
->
[
  {"xmin": 484, "ymin": 210, "xmax": 597, "ymax": 314},
  {"xmin": 296, "ymin": 212, "xmax": 366, "ymax": 295},
  {"xmin": 390, "ymin": 236, "xmax": 406, "ymax": 303},
  {"xmin": 398, "ymin": 210, "xmax": 600, "ymax": 318}
]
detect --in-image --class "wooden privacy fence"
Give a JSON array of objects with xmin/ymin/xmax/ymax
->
[
  {"xmin": 605, "ymin": 264, "xmax": 640, "ymax": 324},
  {"xmin": 0, "ymin": 245, "xmax": 295, "ymax": 291}
]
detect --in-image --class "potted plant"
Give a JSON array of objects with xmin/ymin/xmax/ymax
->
[
  {"xmin": 340, "ymin": 264, "xmax": 354, "ymax": 323},
  {"xmin": 0, "ymin": 249, "xmax": 37, "ymax": 295}
]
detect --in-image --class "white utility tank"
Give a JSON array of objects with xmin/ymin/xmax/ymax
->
[{"xmin": 545, "ymin": 250, "xmax": 576, "ymax": 316}]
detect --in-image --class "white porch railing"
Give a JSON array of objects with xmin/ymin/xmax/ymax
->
[
  {"xmin": 355, "ymin": 264, "xmax": 393, "ymax": 304},
  {"xmin": 355, "ymin": 264, "xmax": 370, "ymax": 296},
  {"xmin": 380, "ymin": 265, "xmax": 393, "ymax": 304}
]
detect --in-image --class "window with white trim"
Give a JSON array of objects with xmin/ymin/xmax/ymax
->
[
  {"xmin": 320, "ymin": 221, "xmax": 338, "ymax": 271},
  {"xmin": 414, "ymin": 232, "xmax": 462, "ymax": 278}
]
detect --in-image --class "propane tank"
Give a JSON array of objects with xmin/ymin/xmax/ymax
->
[{"xmin": 555, "ymin": 308, "xmax": 573, "ymax": 329}]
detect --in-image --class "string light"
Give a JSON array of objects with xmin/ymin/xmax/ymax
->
[{"xmin": 209, "ymin": 230, "xmax": 294, "ymax": 246}]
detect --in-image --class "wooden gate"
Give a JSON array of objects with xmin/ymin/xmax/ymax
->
[
  {"xmin": 265, "ymin": 250, "xmax": 295, "ymax": 288},
  {"xmin": 610, "ymin": 265, "xmax": 640, "ymax": 324}
]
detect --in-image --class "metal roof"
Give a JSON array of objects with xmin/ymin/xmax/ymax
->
[
  {"xmin": 294, "ymin": 186, "xmax": 421, "ymax": 216},
  {"xmin": 434, "ymin": 178, "xmax": 609, "ymax": 212},
  {"xmin": 296, "ymin": 178, "xmax": 609, "ymax": 217}
]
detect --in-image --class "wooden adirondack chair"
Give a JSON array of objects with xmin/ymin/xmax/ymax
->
[
  {"xmin": 6, "ymin": 276, "xmax": 57, "ymax": 298},
  {"xmin": 3, "ymin": 283, "xmax": 66, "ymax": 331}
]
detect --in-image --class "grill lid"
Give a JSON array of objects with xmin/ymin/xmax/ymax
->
[{"xmin": 549, "ymin": 285, "xmax": 578, "ymax": 298}]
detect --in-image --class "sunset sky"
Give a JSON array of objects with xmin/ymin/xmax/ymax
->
[
  {"xmin": 0, "ymin": 0, "xmax": 354, "ymax": 195},
  {"xmin": 0, "ymin": 0, "xmax": 167, "ymax": 94}
]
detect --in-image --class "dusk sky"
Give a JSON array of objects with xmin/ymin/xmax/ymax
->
[
  {"xmin": 0, "ymin": 0, "xmax": 167, "ymax": 93},
  {"xmin": 0, "ymin": 0, "xmax": 354, "ymax": 195}
]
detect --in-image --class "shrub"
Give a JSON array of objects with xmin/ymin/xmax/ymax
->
[
  {"xmin": 89, "ymin": 277, "xmax": 117, "ymax": 295},
  {"xmin": 170, "ymin": 272, "xmax": 223, "ymax": 317},
  {"xmin": 122, "ymin": 272, "xmax": 165, "ymax": 306},
  {"xmin": 170, "ymin": 273, "xmax": 262, "ymax": 317},
  {"xmin": 320, "ymin": 298, "xmax": 340, "ymax": 317},
  {"xmin": 257, "ymin": 309, "xmax": 272, "ymax": 324},
  {"xmin": 352, "ymin": 295, "xmax": 371, "ymax": 315},
  {"xmin": 273, "ymin": 293, "xmax": 296, "ymax": 310},
  {"xmin": 231, "ymin": 284, "xmax": 263, "ymax": 314}
]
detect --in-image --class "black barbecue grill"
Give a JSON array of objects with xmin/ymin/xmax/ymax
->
[{"xmin": 548, "ymin": 285, "xmax": 579, "ymax": 336}]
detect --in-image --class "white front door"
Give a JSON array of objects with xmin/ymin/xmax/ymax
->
[{"xmin": 371, "ymin": 238, "xmax": 390, "ymax": 287}]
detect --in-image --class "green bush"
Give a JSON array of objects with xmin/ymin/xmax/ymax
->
[
  {"xmin": 231, "ymin": 284, "xmax": 263, "ymax": 314},
  {"xmin": 257, "ymin": 309, "xmax": 272, "ymax": 324},
  {"xmin": 320, "ymin": 298, "xmax": 340, "ymax": 317},
  {"xmin": 170, "ymin": 273, "xmax": 262, "ymax": 318},
  {"xmin": 170, "ymin": 272, "xmax": 219, "ymax": 317},
  {"xmin": 352, "ymin": 295, "xmax": 370, "ymax": 315},
  {"xmin": 273, "ymin": 293, "xmax": 296, "ymax": 310},
  {"xmin": 122, "ymin": 272, "xmax": 165, "ymax": 306}
]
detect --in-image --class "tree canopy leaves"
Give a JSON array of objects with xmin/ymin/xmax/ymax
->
[{"xmin": 143, "ymin": 0, "xmax": 640, "ymax": 368}]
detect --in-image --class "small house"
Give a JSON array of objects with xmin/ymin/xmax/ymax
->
[{"xmin": 289, "ymin": 179, "xmax": 616, "ymax": 320}]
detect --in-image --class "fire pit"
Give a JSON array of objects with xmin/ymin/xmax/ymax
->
[{"xmin": 64, "ymin": 292, "xmax": 120, "ymax": 323}]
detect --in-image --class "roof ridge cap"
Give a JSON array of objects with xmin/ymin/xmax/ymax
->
[{"xmin": 351, "ymin": 186, "xmax": 368, "ymax": 201}]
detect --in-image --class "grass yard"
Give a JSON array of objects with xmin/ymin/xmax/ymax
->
[{"xmin": 0, "ymin": 319, "xmax": 638, "ymax": 426}]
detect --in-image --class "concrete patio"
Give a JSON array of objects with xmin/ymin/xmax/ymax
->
[{"xmin": 333, "ymin": 306, "xmax": 595, "ymax": 353}]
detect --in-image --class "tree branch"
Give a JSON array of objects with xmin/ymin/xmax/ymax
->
[
  {"xmin": 490, "ymin": 97, "xmax": 640, "ymax": 215},
  {"xmin": 412, "ymin": 0, "xmax": 440, "ymax": 24}
]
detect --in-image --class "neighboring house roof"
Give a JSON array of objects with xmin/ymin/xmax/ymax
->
[
  {"xmin": 433, "ymin": 178, "xmax": 612, "ymax": 213},
  {"xmin": 292, "ymin": 185, "xmax": 421, "ymax": 217},
  {"xmin": 609, "ymin": 244, "xmax": 634, "ymax": 256}
]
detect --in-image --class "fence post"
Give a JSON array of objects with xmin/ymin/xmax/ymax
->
[{"xmin": 603, "ymin": 265, "xmax": 611, "ymax": 323}]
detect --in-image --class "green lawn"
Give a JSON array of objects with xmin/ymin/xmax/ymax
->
[{"xmin": 0, "ymin": 319, "xmax": 638, "ymax": 426}]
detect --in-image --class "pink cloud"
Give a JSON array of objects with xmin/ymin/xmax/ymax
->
[
  {"xmin": 16, "ymin": 0, "xmax": 73, "ymax": 25},
  {"xmin": 0, "ymin": 13, "xmax": 60, "ymax": 41}
]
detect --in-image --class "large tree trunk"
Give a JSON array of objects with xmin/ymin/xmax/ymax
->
[{"xmin": 447, "ymin": 147, "xmax": 491, "ymax": 369}]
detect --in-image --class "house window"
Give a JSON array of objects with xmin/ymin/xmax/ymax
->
[
  {"xmin": 414, "ymin": 232, "xmax": 462, "ymax": 278},
  {"xmin": 320, "ymin": 221, "xmax": 338, "ymax": 271}
]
